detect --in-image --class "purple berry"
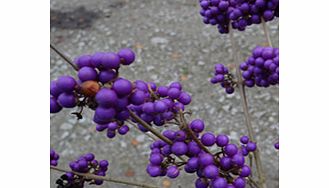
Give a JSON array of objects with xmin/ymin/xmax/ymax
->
[
  {"xmin": 78, "ymin": 67, "xmax": 97, "ymax": 82},
  {"xmin": 171, "ymin": 142, "xmax": 188, "ymax": 156},
  {"xmin": 240, "ymin": 136, "xmax": 249, "ymax": 144},
  {"xmin": 57, "ymin": 93, "xmax": 76, "ymax": 108},
  {"xmin": 201, "ymin": 132, "xmax": 216, "ymax": 146},
  {"xmin": 189, "ymin": 119, "xmax": 205, "ymax": 133},
  {"xmin": 118, "ymin": 48, "xmax": 135, "ymax": 65},
  {"xmin": 112, "ymin": 79, "xmax": 133, "ymax": 97},
  {"xmin": 216, "ymin": 134, "xmax": 229, "ymax": 147},
  {"xmin": 203, "ymin": 165, "xmax": 219, "ymax": 179},
  {"xmin": 101, "ymin": 52, "xmax": 120, "ymax": 69},
  {"xmin": 95, "ymin": 88, "xmax": 118, "ymax": 107},
  {"xmin": 56, "ymin": 76, "xmax": 77, "ymax": 93},
  {"xmin": 166, "ymin": 166, "xmax": 180, "ymax": 178}
]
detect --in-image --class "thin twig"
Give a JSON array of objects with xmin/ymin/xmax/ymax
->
[
  {"xmin": 261, "ymin": 18, "xmax": 273, "ymax": 47},
  {"xmin": 51, "ymin": 166, "xmax": 158, "ymax": 188},
  {"xmin": 228, "ymin": 24, "xmax": 267, "ymax": 188},
  {"xmin": 128, "ymin": 110, "xmax": 173, "ymax": 145},
  {"xmin": 127, "ymin": 120, "xmax": 158, "ymax": 141},
  {"xmin": 248, "ymin": 177, "xmax": 261, "ymax": 188},
  {"xmin": 50, "ymin": 43, "xmax": 79, "ymax": 71}
]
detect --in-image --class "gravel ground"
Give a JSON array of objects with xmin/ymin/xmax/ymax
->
[{"xmin": 50, "ymin": 0, "xmax": 279, "ymax": 187}]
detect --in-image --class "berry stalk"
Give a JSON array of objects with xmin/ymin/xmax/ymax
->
[
  {"xmin": 228, "ymin": 24, "xmax": 267, "ymax": 188},
  {"xmin": 50, "ymin": 166, "xmax": 158, "ymax": 188},
  {"xmin": 178, "ymin": 110, "xmax": 211, "ymax": 154},
  {"xmin": 128, "ymin": 109, "xmax": 173, "ymax": 145},
  {"xmin": 50, "ymin": 43, "xmax": 79, "ymax": 71},
  {"xmin": 261, "ymin": 18, "xmax": 273, "ymax": 48}
]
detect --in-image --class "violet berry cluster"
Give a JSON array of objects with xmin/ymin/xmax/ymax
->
[
  {"xmin": 51, "ymin": 149, "xmax": 60, "ymax": 166},
  {"xmin": 56, "ymin": 153, "xmax": 109, "ymax": 188},
  {"xmin": 198, "ymin": 0, "xmax": 279, "ymax": 33},
  {"xmin": 240, "ymin": 46, "xmax": 279, "ymax": 87},
  {"xmin": 129, "ymin": 81, "xmax": 192, "ymax": 131},
  {"xmin": 210, "ymin": 64, "xmax": 236, "ymax": 94},
  {"xmin": 146, "ymin": 119, "xmax": 256, "ymax": 188},
  {"xmin": 50, "ymin": 48, "xmax": 136, "ymax": 139}
]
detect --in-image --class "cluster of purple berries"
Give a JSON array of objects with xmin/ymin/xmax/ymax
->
[
  {"xmin": 56, "ymin": 153, "xmax": 109, "ymax": 188},
  {"xmin": 129, "ymin": 81, "xmax": 192, "ymax": 131},
  {"xmin": 210, "ymin": 64, "xmax": 236, "ymax": 94},
  {"xmin": 240, "ymin": 46, "xmax": 279, "ymax": 87},
  {"xmin": 199, "ymin": 0, "xmax": 279, "ymax": 33},
  {"xmin": 146, "ymin": 119, "xmax": 206, "ymax": 178},
  {"xmin": 146, "ymin": 119, "xmax": 257, "ymax": 188},
  {"xmin": 50, "ymin": 48, "xmax": 135, "ymax": 114},
  {"xmin": 95, "ymin": 122, "xmax": 129, "ymax": 139},
  {"xmin": 50, "ymin": 48, "xmax": 138, "ymax": 139},
  {"xmin": 51, "ymin": 149, "xmax": 60, "ymax": 166}
]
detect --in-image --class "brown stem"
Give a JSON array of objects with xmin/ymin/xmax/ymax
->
[
  {"xmin": 261, "ymin": 18, "xmax": 273, "ymax": 47},
  {"xmin": 128, "ymin": 109, "xmax": 173, "ymax": 145},
  {"xmin": 51, "ymin": 166, "xmax": 158, "ymax": 188},
  {"xmin": 50, "ymin": 43, "xmax": 79, "ymax": 71},
  {"xmin": 228, "ymin": 24, "xmax": 267, "ymax": 188},
  {"xmin": 178, "ymin": 110, "xmax": 211, "ymax": 154}
]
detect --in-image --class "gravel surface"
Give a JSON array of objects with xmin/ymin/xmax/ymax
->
[{"xmin": 50, "ymin": 0, "xmax": 279, "ymax": 187}]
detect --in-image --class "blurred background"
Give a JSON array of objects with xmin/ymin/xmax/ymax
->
[{"xmin": 50, "ymin": 0, "xmax": 279, "ymax": 187}]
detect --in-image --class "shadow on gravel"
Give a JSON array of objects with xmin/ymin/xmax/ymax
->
[{"xmin": 51, "ymin": 6, "xmax": 100, "ymax": 29}]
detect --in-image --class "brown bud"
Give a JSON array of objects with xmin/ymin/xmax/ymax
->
[{"xmin": 80, "ymin": 81, "xmax": 100, "ymax": 97}]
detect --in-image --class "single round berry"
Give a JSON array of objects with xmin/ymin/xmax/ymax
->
[
  {"xmin": 56, "ymin": 76, "xmax": 77, "ymax": 93},
  {"xmin": 198, "ymin": 153, "xmax": 214, "ymax": 167},
  {"xmin": 129, "ymin": 90, "xmax": 145, "ymax": 105},
  {"xmin": 212, "ymin": 177, "xmax": 228, "ymax": 188},
  {"xmin": 101, "ymin": 52, "xmax": 121, "ymax": 69},
  {"xmin": 118, "ymin": 48, "xmax": 135, "ymax": 65},
  {"xmin": 224, "ymin": 144, "xmax": 238, "ymax": 156},
  {"xmin": 149, "ymin": 153, "xmax": 163, "ymax": 165},
  {"xmin": 195, "ymin": 178, "xmax": 209, "ymax": 188},
  {"xmin": 240, "ymin": 136, "xmax": 249, "ymax": 144},
  {"xmin": 112, "ymin": 78, "xmax": 133, "ymax": 97},
  {"xmin": 234, "ymin": 177, "xmax": 246, "ymax": 188},
  {"xmin": 187, "ymin": 141, "xmax": 201, "ymax": 156},
  {"xmin": 178, "ymin": 92, "xmax": 192, "ymax": 105},
  {"xmin": 75, "ymin": 55, "xmax": 92, "ymax": 68},
  {"xmin": 240, "ymin": 165, "xmax": 251, "ymax": 177},
  {"xmin": 118, "ymin": 125, "xmax": 129, "ymax": 135},
  {"xmin": 189, "ymin": 119, "xmax": 205, "ymax": 133},
  {"xmin": 146, "ymin": 165, "xmax": 162, "ymax": 177},
  {"xmin": 167, "ymin": 88, "xmax": 181, "ymax": 99},
  {"xmin": 201, "ymin": 132, "xmax": 216, "ymax": 146},
  {"xmin": 99, "ymin": 70, "xmax": 117, "ymax": 84},
  {"xmin": 94, "ymin": 107, "xmax": 116, "ymax": 122},
  {"xmin": 78, "ymin": 67, "xmax": 97, "ymax": 82},
  {"xmin": 216, "ymin": 134, "xmax": 229, "ymax": 147},
  {"xmin": 166, "ymin": 166, "xmax": 180, "ymax": 178},
  {"xmin": 203, "ymin": 165, "xmax": 219, "ymax": 179},
  {"xmin": 171, "ymin": 142, "xmax": 188, "ymax": 156},
  {"xmin": 57, "ymin": 93, "xmax": 76, "ymax": 108},
  {"xmin": 95, "ymin": 88, "xmax": 118, "ymax": 107},
  {"xmin": 246, "ymin": 142, "xmax": 257, "ymax": 152}
]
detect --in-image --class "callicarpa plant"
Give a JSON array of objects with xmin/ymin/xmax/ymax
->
[{"xmin": 50, "ymin": 0, "xmax": 278, "ymax": 187}]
